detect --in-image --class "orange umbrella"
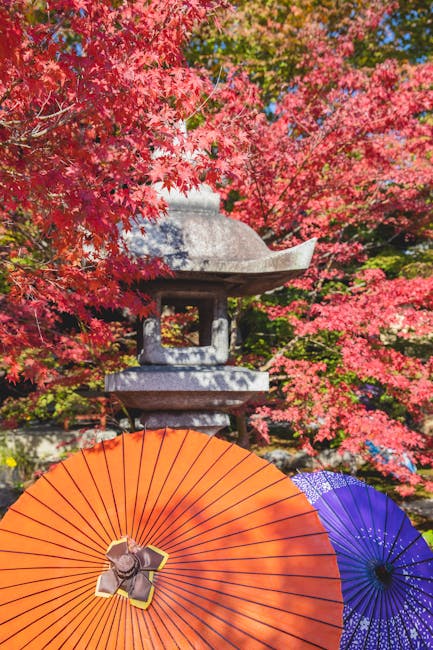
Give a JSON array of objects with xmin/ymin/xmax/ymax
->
[{"xmin": 0, "ymin": 429, "xmax": 343, "ymax": 649}]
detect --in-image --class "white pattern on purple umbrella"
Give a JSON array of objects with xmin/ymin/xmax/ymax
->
[{"xmin": 293, "ymin": 471, "xmax": 433, "ymax": 649}]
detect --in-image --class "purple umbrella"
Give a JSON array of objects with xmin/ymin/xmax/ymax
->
[{"xmin": 292, "ymin": 471, "xmax": 433, "ymax": 649}]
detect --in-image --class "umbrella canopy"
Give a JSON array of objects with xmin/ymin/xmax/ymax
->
[
  {"xmin": 0, "ymin": 429, "xmax": 343, "ymax": 649},
  {"xmin": 292, "ymin": 471, "xmax": 433, "ymax": 649}
]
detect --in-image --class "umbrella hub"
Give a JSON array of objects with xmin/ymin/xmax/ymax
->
[
  {"xmin": 116, "ymin": 553, "xmax": 140, "ymax": 579},
  {"xmin": 373, "ymin": 562, "xmax": 394, "ymax": 587}
]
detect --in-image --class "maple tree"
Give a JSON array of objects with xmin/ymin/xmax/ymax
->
[
  {"xmin": 188, "ymin": 0, "xmax": 433, "ymax": 102},
  {"xmin": 1, "ymin": 0, "xmax": 432, "ymax": 495},
  {"xmin": 0, "ymin": 0, "xmax": 225, "ymax": 423},
  {"xmin": 188, "ymin": 4, "xmax": 433, "ymax": 494}
]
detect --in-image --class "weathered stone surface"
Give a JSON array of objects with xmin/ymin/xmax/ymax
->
[
  {"xmin": 139, "ymin": 290, "xmax": 228, "ymax": 366},
  {"xmin": 0, "ymin": 486, "xmax": 21, "ymax": 515},
  {"xmin": 105, "ymin": 365, "xmax": 269, "ymax": 412},
  {"xmin": 140, "ymin": 411, "xmax": 229, "ymax": 436},
  {"xmin": 402, "ymin": 499, "xmax": 433, "ymax": 520},
  {"xmin": 123, "ymin": 184, "xmax": 316, "ymax": 296},
  {"xmin": 262, "ymin": 449, "xmax": 314, "ymax": 472},
  {"xmin": 262, "ymin": 447, "xmax": 363, "ymax": 474}
]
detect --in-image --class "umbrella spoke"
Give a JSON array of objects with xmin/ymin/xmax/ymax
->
[
  {"xmin": 0, "ymin": 571, "xmax": 98, "ymax": 608},
  {"xmin": 10, "ymin": 497, "xmax": 105, "ymax": 555},
  {"xmin": 163, "ymin": 495, "xmax": 307, "ymax": 554},
  {"xmin": 152, "ymin": 447, "xmax": 259, "ymax": 548},
  {"xmin": 12, "ymin": 489, "xmax": 107, "ymax": 552},
  {"xmin": 161, "ymin": 572, "xmax": 342, "ymax": 630},
  {"xmin": 160, "ymin": 570, "xmax": 343, "ymax": 605},
  {"xmin": 0, "ymin": 525, "xmax": 102, "ymax": 562},
  {"xmin": 138, "ymin": 428, "xmax": 189, "ymax": 542},
  {"xmin": 0, "ymin": 546, "xmax": 102, "ymax": 565},
  {"xmin": 295, "ymin": 473, "xmax": 378, "ymax": 559},
  {"xmin": 171, "ymin": 530, "xmax": 330, "ymax": 559},
  {"xmin": 81, "ymin": 450, "xmax": 120, "ymax": 541},
  {"xmin": 61, "ymin": 461, "xmax": 114, "ymax": 545},
  {"xmin": 139, "ymin": 433, "xmax": 213, "ymax": 545},
  {"xmin": 157, "ymin": 583, "xmax": 241, "ymax": 649},
  {"xmin": 152, "ymin": 594, "xmax": 198, "ymax": 649},
  {"xmin": 159, "ymin": 578, "xmax": 331, "ymax": 649},
  {"xmin": 0, "ymin": 581, "xmax": 94, "ymax": 645},
  {"xmin": 132, "ymin": 429, "xmax": 166, "ymax": 543}
]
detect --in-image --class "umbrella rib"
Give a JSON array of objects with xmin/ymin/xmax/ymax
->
[
  {"xmin": 170, "ymin": 530, "xmax": 332, "ymax": 560},
  {"xmin": 383, "ymin": 509, "xmax": 407, "ymax": 565},
  {"xmin": 97, "ymin": 595, "xmax": 123, "ymax": 650},
  {"xmin": 341, "ymin": 591, "xmax": 374, "ymax": 649},
  {"xmin": 163, "ymin": 562, "xmax": 341, "ymax": 576},
  {"xmin": 339, "ymin": 475, "xmax": 381, "ymax": 561},
  {"xmin": 142, "ymin": 441, "xmax": 235, "ymax": 547},
  {"xmin": 115, "ymin": 595, "xmax": 125, "ymax": 650},
  {"xmin": 158, "ymin": 580, "xmax": 331, "ymax": 650},
  {"xmin": 348, "ymin": 592, "xmax": 379, "ymax": 650},
  {"xmin": 0, "ymin": 563, "xmax": 102, "ymax": 572},
  {"xmin": 127, "ymin": 602, "xmax": 137, "ymax": 650},
  {"xmin": 141, "ymin": 434, "xmax": 214, "ymax": 545},
  {"xmin": 0, "ymin": 547, "xmax": 102, "ymax": 565},
  {"xmin": 4, "ymin": 503, "xmax": 105, "ymax": 554},
  {"xmin": 132, "ymin": 606, "xmax": 147, "ymax": 650},
  {"xmin": 40, "ymin": 472, "xmax": 115, "ymax": 548},
  {"xmin": 160, "ymin": 573, "xmax": 342, "ymax": 630},
  {"xmin": 389, "ymin": 572, "xmax": 419, "ymax": 606},
  {"xmin": 122, "ymin": 434, "xmax": 128, "ymax": 537},
  {"xmin": 102, "ymin": 439, "xmax": 122, "ymax": 538},
  {"xmin": 0, "ymin": 571, "xmax": 98, "ymax": 608},
  {"xmin": 155, "ymin": 591, "xmax": 214, "ymax": 649},
  {"xmin": 0, "ymin": 525, "xmax": 103, "ymax": 562},
  {"xmin": 80, "ymin": 449, "xmax": 119, "ymax": 540},
  {"xmin": 305, "ymin": 475, "xmax": 379, "ymax": 560},
  {"xmin": 157, "ymin": 586, "xmax": 241, "ymax": 649},
  {"xmin": 389, "ymin": 530, "xmax": 426, "ymax": 565},
  {"xmin": 293, "ymin": 476, "xmax": 376, "ymax": 561},
  {"xmin": 134, "ymin": 601, "xmax": 156, "ymax": 650},
  {"xmin": 385, "ymin": 584, "xmax": 412, "ymax": 650},
  {"xmin": 60, "ymin": 461, "xmax": 113, "ymax": 545},
  {"xmin": 14, "ymin": 489, "xmax": 105, "ymax": 552},
  {"xmin": 170, "ymin": 550, "xmax": 336, "ymax": 565},
  {"xmin": 402, "ymin": 589, "xmax": 433, "ymax": 631},
  {"xmin": 139, "ymin": 428, "xmax": 189, "ymax": 543},
  {"xmin": 147, "ymin": 598, "xmax": 169, "ymax": 649},
  {"xmin": 28, "ymin": 592, "xmax": 104, "ymax": 649},
  {"xmin": 84, "ymin": 592, "xmax": 123, "ymax": 650},
  {"xmin": 161, "ymin": 571, "xmax": 343, "ymax": 604},
  {"xmin": 381, "ymin": 490, "xmax": 390, "ymax": 564},
  {"xmin": 152, "ymin": 595, "xmax": 196, "ymax": 649},
  {"xmin": 148, "ymin": 590, "xmax": 184, "ymax": 649},
  {"xmin": 1, "ymin": 568, "xmax": 100, "ymax": 591},
  {"xmin": 0, "ymin": 581, "xmax": 94, "ymax": 644},
  {"xmin": 155, "ymin": 458, "xmax": 280, "ymax": 547},
  {"xmin": 404, "ymin": 597, "xmax": 433, "ymax": 642},
  {"xmin": 131, "ymin": 427, "xmax": 147, "ymax": 546},
  {"xmin": 56, "ymin": 590, "xmax": 108, "ymax": 649},
  {"xmin": 394, "ymin": 556, "xmax": 433, "ymax": 571},
  {"xmin": 157, "ymin": 472, "xmax": 288, "ymax": 550},
  {"xmin": 133, "ymin": 428, "xmax": 166, "ymax": 543},
  {"xmin": 392, "ymin": 601, "xmax": 417, "ymax": 650},
  {"xmin": 164, "ymin": 500, "xmax": 314, "ymax": 554},
  {"xmin": 364, "ymin": 478, "xmax": 381, "ymax": 562}
]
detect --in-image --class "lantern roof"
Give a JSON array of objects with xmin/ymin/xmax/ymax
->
[{"xmin": 125, "ymin": 183, "xmax": 316, "ymax": 296}]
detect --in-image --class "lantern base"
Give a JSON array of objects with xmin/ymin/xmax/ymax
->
[
  {"xmin": 105, "ymin": 365, "xmax": 268, "ymax": 414},
  {"xmin": 139, "ymin": 411, "xmax": 230, "ymax": 436}
]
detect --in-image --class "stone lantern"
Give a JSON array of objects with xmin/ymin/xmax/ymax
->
[{"xmin": 105, "ymin": 183, "xmax": 316, "ymax": 435}]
